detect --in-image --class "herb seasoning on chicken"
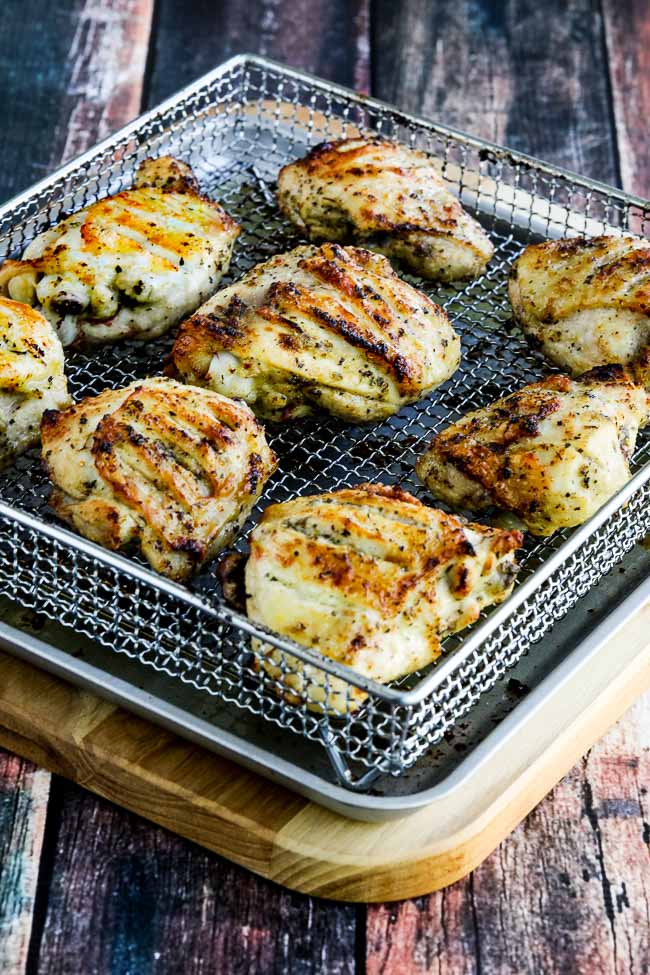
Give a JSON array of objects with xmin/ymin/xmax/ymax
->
[
  {"xmin": 41, "ymin": 377, "xmax": 276, "ymax": 580},
  {"xmin": 0, "ymin": 157, "xmax": 239, "ymax": 347},
  {"xmin": 244, "ymin": 483, "xmax": 522, "ymax": 712},
  {"xmin": 277, "ymin": 138, "xmax": 494, "ymax": 282},
  {"xmin": 0, "ymin": 296, "xmax": 70, "ymax": 467},
  {"xmin": 416, "ymin": 366, "xmax": 648, "ymax": 536},
  {"xmin": 509, "ymin": 235, "xmax": 650, "ymax": 384},
  {"xmin": 171, "ymin": 242, "xmax": 460, "ymax": 422}
]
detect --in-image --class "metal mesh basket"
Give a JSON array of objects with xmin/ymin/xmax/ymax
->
[{"xmin": 0, "ymin": 54, "xmax": 649, "ymax": 787}]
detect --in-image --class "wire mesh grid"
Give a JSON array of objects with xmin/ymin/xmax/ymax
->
[{"xmin": 0, "ymin": 55, "xmax": 649, "ymax": 782}]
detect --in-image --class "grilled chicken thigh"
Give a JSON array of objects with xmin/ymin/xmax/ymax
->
[
  {"xmin": 41, "ymin": 377, "xmax": 276, "ymax": 580},
  {"xmin": 416, "ymin": 366, "xmax": 648, "ymax": 536},
  {"xmin": 171, "ymin": 243, "xmax": 460, "ymax": 422},
  {"xmin": 244, "ymin": 483, "xmax": 522, "ymax": 711},
  {"xmin": 277, "ymin": 138, "xmax": 494, "ymax": 281},
  {"xmin": 0, "ymin": 297, "xmax": 70, "ymax": 466},
  {"xmin": 0, "ymin": 157, "xmax": 239, "ymax": 347},
  {"xmin": 509, "ymin": 235, "xmax": 650, "ymax": 384}
]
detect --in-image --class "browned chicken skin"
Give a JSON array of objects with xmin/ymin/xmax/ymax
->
[
  {"xmin": 0, "ymin": 157, "xmax": 240, "ymax": 347},
  {"xmin": 245, "ymin": 483, "xmax": 522, "ymax": 711},
  {"xmin": 0, "ymin": 296, "xmax": 70, "ymax": 466},
  {"xmin": 41, "ymin": 378, "xmax": 276, "ymax": 580},
  {"xmin": 277, "ymin": 138, "xmax": 494, "ymax": 282},
  {"xmin": 416, "ymin": 365, "xmax": 648, "ymax": 536},
  {"xmin": 509, "ymin": 235, "xmax": 650, "ymax": 387},
  {"xmin": 171, "ymin": 243, "xmax": 460, "ymax": 422}
]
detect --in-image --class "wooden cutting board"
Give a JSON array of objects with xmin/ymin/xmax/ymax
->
[{"xmin": 0, "ymin": 599, "xmax": 648, "ymax": 904}]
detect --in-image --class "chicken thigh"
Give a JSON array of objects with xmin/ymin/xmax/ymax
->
[
  {"xmin": 509, "ymin": 235, "xmax": 650, "ymax": 385},
  {"xmin": 244, "ymin": 483, "xmax": 522, "ymax": 711},
  {"xmin": 0, "ymin": 157, "xmax": 239, "ymax": 347},
  {"xmin": 41, "ymin": 377, "xmax": 276, "ymax": 579},
  {"xmin": 277, "ymin": 138, "xmax": 494, "ymax": 282},
  {"xmin": 416, "ymin": 366, "xmax": 648, "ymax": 536},
  {"xmin": 0, "ymin": 296, "xmax": 70, "ymax": 466},
  {"xmin": 171, "ymin": 242, "xmax": 460, "ymax": 422}
]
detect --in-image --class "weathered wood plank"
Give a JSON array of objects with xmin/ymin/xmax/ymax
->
[
  {"xmin": 0, "ymin": 1, "xmax": 85, "ymax": 202},
  {"xmin": 52, "ymin": 0, "xmax": 154, "ymax": 164},
  {"xmin": 145, "ymin": 0, "xmax": 371, "ymax": 107},
  {"xmin": 602, "ymin": 0, "xmax": 650, "ymax": 197},
  {"xmin": 34, "ymin": 782, "xmax": 356, "ymax": 975},
  {"xmin": 371, "ymin": 0, "xmax": 617, "ymax": 178},
  {"xmin": 0, "ymin": 752, "xmax": 50, "ymax": 975},
  {"xmin": 367, "ymin": 741, "xmax": 650, "ymax": 974},
  {"xmin": 0, "ymin": 0, "xmax": 152, "ymax": 204},
  {"xmin": 0, "ymin": 3, "xmax": 154, "ymax": 970}
]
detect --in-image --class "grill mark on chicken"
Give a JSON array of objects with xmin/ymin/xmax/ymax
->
[
  {"xmin": 0, "ymin": 156, "xmax": 239, "ymax": 347},
  {"xmin": 249, "ymin": 297, "xmax": 391, "ymax": 395},
  {"xmin": 189, "ymin": 309, "xmax": 248, "ymax": 348},
  {"xmin": 277, "ymin": 139, "xmax": 494, "ymax": 282},
  {"xmin": 300, "ymin": 251, "xmax": 395, "ymax": 326},
  {"xmin": 271, "ymin": 281, "xmax": 414, "ymax": 387},
  {"xmin": 583, "ymin": 363, "xmax": 632, "ymax": 385},
  {"xmin": 592, "ymin": 255, "xmax": 650, "ymax": 311},
  {"xmin": 282, "ymin": 511, "xmax": 478, "ymax": 589},
  {"xmin": 100, "ymin": 395, "xmax": 236, "ymax": 500},
  {"xmin": 510, "ymin": 235, "xmax": 650, "ymax": 382},
  {"xmin": 80, "ymin": 202, "xmax": 183, "ymax": 269},
  {"xmin": 94, "ymin": 414, "xmax": 221, "ymax": 509},
  {"xmin": 92, "ymin": 429, "xmax": 210, "ymax": 557},
  {"xmin": 171, "ymin": 243, "xmax": 460, "ymax": 421},
  {"xmin": 101, "ymin": 191, "xmax": 221, "ymax": 248},
  {"xmin": 245, "ymin": 483, "xmax": 522, "ymax": 712},
  {"xmin": 298, "ymin": 245, "xmax": 434, "ymax": 347},
  {"xmin": 41, "ymin": 378, "xmax": 276, "ymax": 579}
]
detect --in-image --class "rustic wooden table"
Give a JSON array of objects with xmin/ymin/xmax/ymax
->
[{"xmin": 0, "ymin": 1, "xmax": 649, "ymax": 971}]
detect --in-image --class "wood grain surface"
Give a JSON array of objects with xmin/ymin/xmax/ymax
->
[
  {"xmin": 0, "ymin": 755, "xmax": 49, "ymax": 975},
  {"xmin": 372, "ymin": 0, "xmax": 618, "ymax": 176},
  {"xmin": 146, "ymin": 0, "xmax": 371, "ymax": 106},
  {"xmin": 0, "ymin": 1, "xmax": 649, "ymax": 972},
  {"xmin": 36, "ymin": 782, "xmax": 357, "ymax": 975}
]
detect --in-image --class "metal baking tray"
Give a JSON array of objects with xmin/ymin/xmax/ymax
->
[{"xmin": 0, "ymin": 54, "xmax": 649, "ymax": 801}]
